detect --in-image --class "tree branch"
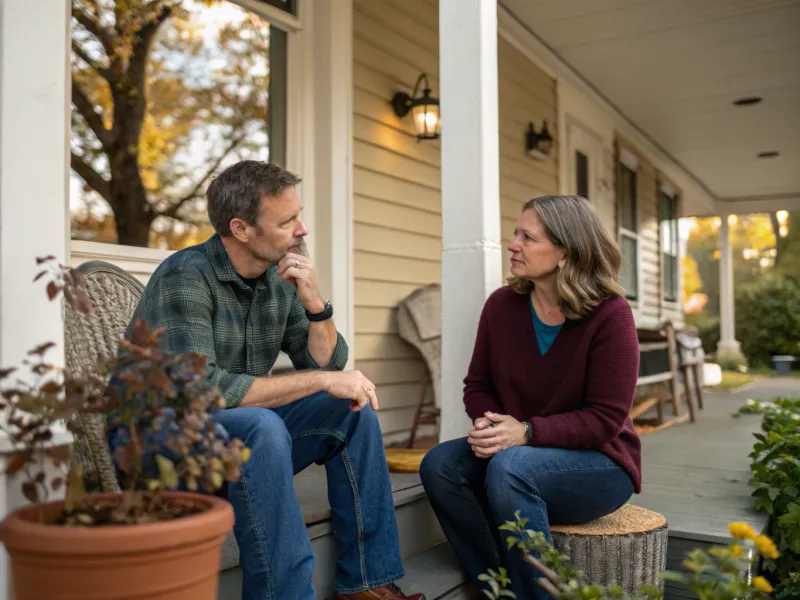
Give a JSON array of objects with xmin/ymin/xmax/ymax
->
[
  {"xmin": 71, "ymin": 40, "xmax": 109, "ymax": 79},
  {"xmin": 71, "ymin": 153, "xmax": 111, "ymax": 204},
  {"xmin": 771, "ymin": 212, "xmax": 788, "ymax": 262},
  {"xmin": 72, "ymin": 6, "xmax": 116, "ymax": 60},
  {"xmin": 161, "ymin": 132, "xmax": 247, "ymax": 219},
  {"xmin": 72, "ymin": 80, "xmax": 112, "ymax": 149},
  {"xmin": 127, "ymin": 4, "xmax": 175, "ymax": 93}
]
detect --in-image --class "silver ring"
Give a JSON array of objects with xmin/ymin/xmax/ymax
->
[{"xmin": 295, "ymin": 259, "xmax": 300, "ymax": 267}]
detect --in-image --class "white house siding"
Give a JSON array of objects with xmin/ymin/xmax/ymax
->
[{"xmin": 352, "ymin": 0, "xmax": 558, "ymax": 439}]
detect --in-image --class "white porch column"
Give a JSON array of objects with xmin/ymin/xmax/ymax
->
[
  {"xmin": 439, "ymin": 0, "xmax": 502, "ymax": 442},
  {"xmin": 0, "ymin": 0, "xmax": 71, "ymax": 596},
  {"xmin": 717, "ymin": 215, "xmax": 742, "ymax": 363},
  {"xmin": 308, "ymin": 0, "xmax": 355, "ymax": 369}
]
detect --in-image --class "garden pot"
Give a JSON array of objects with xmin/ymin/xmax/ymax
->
[{"xmin": 0, "ymin": 491, "xmax": 234, "ymax": 600}]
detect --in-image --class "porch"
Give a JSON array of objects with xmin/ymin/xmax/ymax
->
[
  {"xmin": 218, "ymin": 380, "xmax": 782, "ymax": 600},
  {"xmin": 1, "ymin": 0, "xmax": 798, "ymax": 598}
]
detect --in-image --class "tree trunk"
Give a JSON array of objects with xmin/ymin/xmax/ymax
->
[{"xmin": 109, "ymin": 152, "xmax": 153, "ymax": 247}]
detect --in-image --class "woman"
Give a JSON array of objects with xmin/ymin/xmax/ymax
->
[{"xmin": 419, "ymin": 195, "xmax": 641, "ymax": 600}]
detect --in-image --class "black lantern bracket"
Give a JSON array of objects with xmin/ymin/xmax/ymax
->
[
  {"xmin": 391, "ymin": 72, "xmax": 440, "ymax": 141},
  {"xmin": 526, "ymin": 120, "xmax": 553, "ymax": 161}
]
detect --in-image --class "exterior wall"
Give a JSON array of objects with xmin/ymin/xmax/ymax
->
[
  {"xmin": 497, "ymin": 37, "xmax": 559, "ymax": 279},
  {"xmin": 352, "ymin": 0, "xmax": 558, "ymax": 439},
  {"xmin": 616, "ymin": 137, "xmax": 684, "ymax": 329}
]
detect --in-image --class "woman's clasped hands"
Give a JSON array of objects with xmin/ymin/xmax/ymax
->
[{"xmin": 467, "ymin": 411, "xmax": 528, "ymax": 459}]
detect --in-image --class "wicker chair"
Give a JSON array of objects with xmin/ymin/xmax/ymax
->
[
  {"xmin": 64, "ymin": 260, "xmax": 144, "ymax": 493},
  {"xmin": 395, "ymin": 284, "xmax": 441, "ymax": 448}
]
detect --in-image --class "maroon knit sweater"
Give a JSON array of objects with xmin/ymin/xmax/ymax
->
[{"xmin": 463, "ymin": 286, "xmax": 643, "ymax": 493}]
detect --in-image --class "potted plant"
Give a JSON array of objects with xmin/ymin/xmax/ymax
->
[{"xmin": 0, "ymin": 257, "xmax": 249, "ymax": 600}]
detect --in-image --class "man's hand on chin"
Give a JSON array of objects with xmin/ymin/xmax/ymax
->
[{"xmin": 277, "ymin": 252, "xmax": 325, "ymax": 313}]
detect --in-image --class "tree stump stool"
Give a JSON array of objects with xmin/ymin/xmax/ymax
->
[{"xmin": 550, "ymin": 504, "xmax": 668, "ymax": 595}]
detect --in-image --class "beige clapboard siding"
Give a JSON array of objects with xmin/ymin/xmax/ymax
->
[
  {"xmin": 353, "ymin": 0, "xmax": 439, "ymax": 436},
  {"xmin": 498, "ymin": 37, "xmax": 559, "ymax": 279},
  {"xmin": 353, "ymin": 0, "xmax": 558, "ymax": 436}
]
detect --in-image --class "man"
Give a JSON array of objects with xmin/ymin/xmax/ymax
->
[{"xmin": 125, "ymin": 161, "xmax": 423, "ymax": 600}]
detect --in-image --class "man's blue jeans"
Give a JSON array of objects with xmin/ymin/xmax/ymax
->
[
  {"xmin": 214, "ymin": 392, "xmax": 404, "ymax": 600},
  {"xmin": 419, "ymin": 438, "xmax": 634, "ymax": 600}
]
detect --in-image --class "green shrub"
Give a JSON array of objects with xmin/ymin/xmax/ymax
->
[
  {"xmin": 736, "ymin": 275, "xmax": 800, "ymax": 367},
  {"xmin": 685, "ymin": 313, "xmax": 720, "ymax": 360},
  {"xmin": 734, "ymin": 397, "xmax": 800, "ymax": 595}
]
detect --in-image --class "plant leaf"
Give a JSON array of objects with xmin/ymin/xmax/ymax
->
[
  {"xmin": 28, "ymin": 342, "xmax": 56, "ymax": 356},
  {"xmin": 156, "ymin": 455, "xmax": 179, "ymax": 489},
  {"xmin": 6, "ymin": 450, "xmax": 32, "ymax": 476},
  {"xmin": 21, "ymin": 482, "xmax": 39, "ymax": 503},
  {"xmin": 46, "ymin": 281, "xmax": 59, "ymax": 301}
]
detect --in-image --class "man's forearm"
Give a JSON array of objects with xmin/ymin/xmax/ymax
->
[
  {"xmin": 239, "ymin": 370, "xmax": 330, "ymax": 409},
  {"xmin": 307, "ymin": 318, "xmax": 339, "ymax": 367}
]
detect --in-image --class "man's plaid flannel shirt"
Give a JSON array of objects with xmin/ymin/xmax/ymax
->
[{"xmin": 125, "ymin": 234, "xmax": 349, "ymax": 408}]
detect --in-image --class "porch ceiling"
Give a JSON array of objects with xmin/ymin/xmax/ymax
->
[{"xmin": 500, "ymin": 0, "xmax": 800, "ymax": 211}]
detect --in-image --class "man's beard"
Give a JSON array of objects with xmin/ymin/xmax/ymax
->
[
  {"xmin": 250, "ymin": 236, "xmax": 308, "ymax": 264},
  {"xmin": 290, "ymin": 237, "xmax": 309, "ymax": 258}
]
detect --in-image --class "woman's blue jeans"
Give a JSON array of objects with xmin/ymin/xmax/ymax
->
[{"xmin": 419, "ymin": 438, "xmax": 634, "ymax": 600}]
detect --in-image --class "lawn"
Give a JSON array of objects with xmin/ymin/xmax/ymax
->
[{"xmin": 716, "ymin": 370, "xmax": 755, "ymax": 391}]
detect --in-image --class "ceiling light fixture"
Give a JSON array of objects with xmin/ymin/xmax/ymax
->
[{"xmin": 732, "ymin": 97, "xmax": 763, "ymax": 106}]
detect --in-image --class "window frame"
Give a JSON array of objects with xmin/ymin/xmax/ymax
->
[
  {"xmin": 659, "ymin": 181, "xmax": 680, "ymax": 306},
  {"xmin": 618, "ymin": 147, "xmax": 641, "ymax": 306},
  {"xmin": 68, "ymin": 0, "xmax": 306, "ymax": 270}
]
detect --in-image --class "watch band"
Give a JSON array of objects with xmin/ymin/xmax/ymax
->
[
  {"xmin": 524, "ymin": 421, "xmax": 534, "ymax": 445},
  {"xmin": 306, "ymin": 300, "xmax": 333, "ymax": 322}
]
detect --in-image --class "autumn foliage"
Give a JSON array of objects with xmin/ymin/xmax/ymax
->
[{"xmin": 71, "ymin": 0, "xmax": 271, "ymax": 247}]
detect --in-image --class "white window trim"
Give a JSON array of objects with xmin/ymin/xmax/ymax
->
[
  {"xmin": 619, "ymin": 146, "xmax": 640, "ymax": 172},
  {"xmin": 618, "ymin": 153, "xmax": 642, "ymax": 313},
  {"xmin": 659, "ymin": 183, "xmax": 681, "ymax": 310},
  {"xmin": 68, "ymin": 0, "xmax": 312, "ymax": 277}
]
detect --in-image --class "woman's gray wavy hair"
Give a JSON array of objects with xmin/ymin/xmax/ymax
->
[{"xmin": 507, "ymin": 195, "xmax": 625, "ymax": 320}]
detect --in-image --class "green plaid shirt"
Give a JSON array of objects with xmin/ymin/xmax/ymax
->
[{"xmin": 125, "ymin": 234, "xmax": 349, "ymax": 408}]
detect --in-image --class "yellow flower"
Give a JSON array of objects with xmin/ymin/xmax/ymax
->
[
  {"xmin": 728, "ymin": 544, "xmax": 744, "ymax": 558},
  {"xmin": 754, "ymin": 534, "xmax": 780, "ymax": 560},
  {"xmin": 752, "ymin": 576, "xmax": 773, "ymax": 593},
  {"xmin": 728, "ymin": 522, "xmax": 757, "ymax": 540}
]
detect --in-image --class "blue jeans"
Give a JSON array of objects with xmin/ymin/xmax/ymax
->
[
  {"xmin": 214, "ymin": 393, "xmax": 403, "ymax": 600},
  {"xmin": 419, "ymin": 438, "xmax": 634, "ymax": 600}
]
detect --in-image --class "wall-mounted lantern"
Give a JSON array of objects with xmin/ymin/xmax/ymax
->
[
  {"xmin": 392, "ymin": 73, "xmax": 441, "ymax": 141},
  {"xmin": 526, "ymin": 120, "xmax": 553, "ymax": 160}
]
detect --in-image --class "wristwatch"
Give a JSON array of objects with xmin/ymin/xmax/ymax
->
[
  {"xmin": 306, "ymin": 300, "xmax": 333, "ymax": 322},
  {"xmin": 523, "ymin": 421, "xmax": 534, "ymax": 446}
]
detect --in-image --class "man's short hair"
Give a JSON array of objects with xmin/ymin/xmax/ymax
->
[{"xmin": 206, "ymin": 161, "xmax": 301, "ymax": 236}]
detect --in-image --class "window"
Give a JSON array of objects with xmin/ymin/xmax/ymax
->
[
  {"xmin": 660, "ymin": 191, "xmax": 679, "ymax": 303},
  {"xmin": 70, "ymin": 0, "xmax": 288, "ymax": 250},
  {"xmin": 575, "ymin": 151, "xmax": 589, "ymax": 200},
  {"xmin": 618, "ymin": 162, "xmax": 639, "ymax": 301}
]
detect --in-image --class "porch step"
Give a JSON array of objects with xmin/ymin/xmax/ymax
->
[
  {"xmin": 395, "ymin": 542, "xmax": 473, "ymax": 600},
  {"xmin": 217, "ymin": 465, "xmax": 464, "ymax": 599}
]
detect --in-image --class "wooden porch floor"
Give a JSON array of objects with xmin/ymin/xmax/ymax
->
[{"xmin": 633, "ymin": 379, "xmax": 785, "ymax": 544}]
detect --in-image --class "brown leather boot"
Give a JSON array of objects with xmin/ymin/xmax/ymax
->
[{"xmin": 335, "ymin": 583, "xmax": 426, "ymax": 600}]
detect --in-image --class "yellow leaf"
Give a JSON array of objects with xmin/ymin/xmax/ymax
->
[{"xmin": 155, "ymin": 455, "xmax": 179, "ymax": 489}]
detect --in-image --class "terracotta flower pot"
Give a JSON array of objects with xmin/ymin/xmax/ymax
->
[{"xmin": 0, "ymin": 491, "xmax": 234, "ymax": 600}]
